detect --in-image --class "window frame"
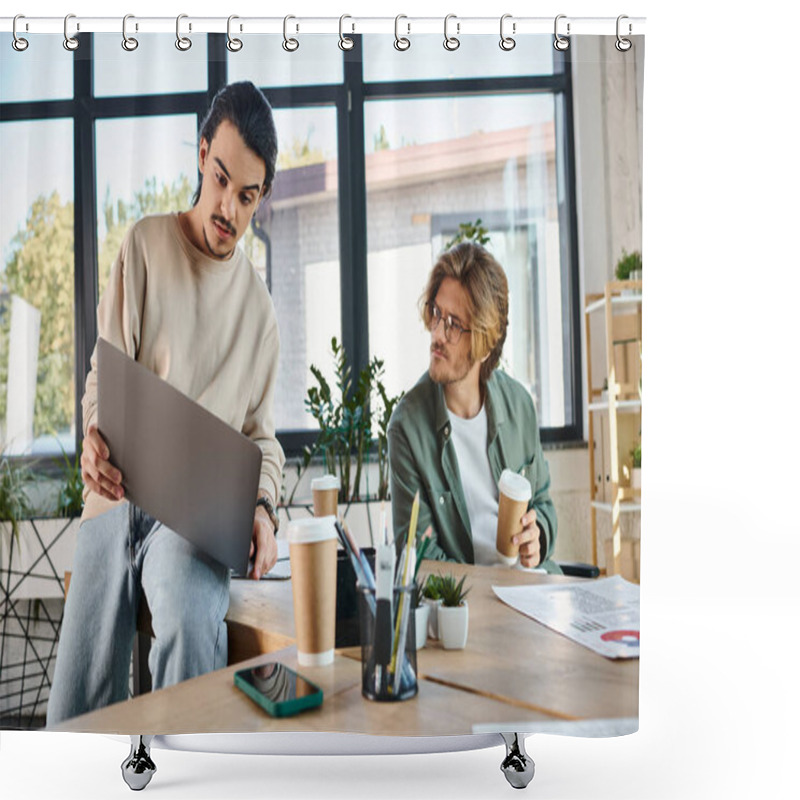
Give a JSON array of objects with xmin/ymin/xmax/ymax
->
[{"xmin": 0, "ymin": 32, "xmax": 583, "ymax": 463}]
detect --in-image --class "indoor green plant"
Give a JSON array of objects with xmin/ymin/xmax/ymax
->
[
  {"xmin": 437, "ymin": 573, "xmax": 471, "ymax": 650},
  {"xmin": 615, "ymin": 249, "xmax": 642, "ymax": 291},
  {"xmin": 420, "ymin": 572, "xmax": 445, "ymax": 641},
  {"xmin": 289, "ymin": 337, "xmax": 403, "ymax": 505}
]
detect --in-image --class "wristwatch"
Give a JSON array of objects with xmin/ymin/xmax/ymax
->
[{"xmin": 256, "ymin": 496, "xmax": 280, "ymax": 534}]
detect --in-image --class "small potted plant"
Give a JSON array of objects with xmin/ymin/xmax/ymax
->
[
  {"xmin": 630, "ymin": 442, "xmax": 642, "ymax": 490},
  {"xmin": 437, "ymin": 573, "xmax": 471, "ymax": 650},
  {"xmin": 420, "ymin": 573, "xmax": 444, "ymax": 640},
  {"xmin": 615, "ymin": 249, "xmax": 642, "ymax": 295}
]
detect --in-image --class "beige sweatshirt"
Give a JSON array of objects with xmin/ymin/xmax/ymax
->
[{"xmin": 81, "ymin": 213, "xmax": 285, "ymax": 524}]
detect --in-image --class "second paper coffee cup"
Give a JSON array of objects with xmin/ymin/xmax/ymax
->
[
  {"xmin": 311, "ymin": 474, "xmax": 340, "ymax": 518},
  {"xmin": 496, "ymin": 469, "xmax": 532, "ymax": 565},
  {"xmin": 287, "ymin": 516, "xmax": 338, "ymax": 666}
]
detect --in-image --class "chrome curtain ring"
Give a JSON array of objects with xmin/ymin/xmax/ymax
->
[
  {"xmin": 122, "ymin": 14, "xmax": 138, "ymax": 51},
  {"xmin": 12, "ymin": 14, "xmax": 29, "ymax": 51},
  {"xmin": 226, "ymin": 15, "xmax": 243, "ymax": 52},
  {"xmin": 175, "ymin": 14, "xmax": 192, "ymax": 51},
  {"xmin": 63, "ymin": 13, "xmax": 79, "ymax": 51},
  {"xmin": 394, "ymin": 14, "xmax": 410, "ymax": 51},
  {"xmin": 443, "ymin": 14, "xmax": 460, "ymax": 51},
  {"xmin": 499, "ymin": 14, "xmax": 516, "ymax": 51},
  {"xmin": 338, "ymin": 14, "xmax": 355, "ymax": 51},
  {"xmin": 553, "ymin": 14, "xmax": 570, "ymax": 51},
  {"xmin": 283, "ymin": 15, "xmax": 299, "ymax": 52},
  {"xmin": 615, "ymin": 15, "xmax": 632, "ymax": 52}
]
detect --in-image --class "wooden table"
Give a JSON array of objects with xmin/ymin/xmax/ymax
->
[{"xmin": 51, "ymin": 563, "xmax": 638, "ymax": 736}]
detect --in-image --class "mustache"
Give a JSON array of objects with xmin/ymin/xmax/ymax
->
[
  {"xmin": 211, "ymin": 215, "xmax": 236, "ymax": 237},
  {"xmin": 430, "ymin": 345, "xmax": 446, "ymax": 357}
]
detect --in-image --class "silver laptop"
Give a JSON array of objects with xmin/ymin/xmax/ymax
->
[{"xmin": 97, "ymin": 337, "xmax": 261, "ymax": 575}]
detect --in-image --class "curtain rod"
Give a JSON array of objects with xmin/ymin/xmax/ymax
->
[{"xmin": 0, "ymin": 15, "xmax": 646, "ymax": 37}]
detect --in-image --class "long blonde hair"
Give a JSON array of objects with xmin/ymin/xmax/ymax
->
[{"xmin": 420, "ymin": 242, "xmax": 509, "ymax": 385}]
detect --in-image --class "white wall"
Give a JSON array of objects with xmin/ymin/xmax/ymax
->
[{"xmin": 544, "ymin": 36, "xmax": 645, "ymax": 565}]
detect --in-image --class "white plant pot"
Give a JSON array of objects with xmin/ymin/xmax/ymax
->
[
  {"xmin": 631, "ymin": 467, "xmax": 642, "ymax": 490},
  {"xmin": 422, "ymin": 597, "xmax": 443, "ymax": 640},
  {"xmin": 414, "ymin": 603, "xmax": 430, "ymax": 650},
  {"xmin": 438, "ymin": 602, "xmax": 469, "ymax": 650}
]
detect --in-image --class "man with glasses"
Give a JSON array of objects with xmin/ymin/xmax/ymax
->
[{"xmin": 388, "ymin": 242, "xmax": 559, "ymax": 572}]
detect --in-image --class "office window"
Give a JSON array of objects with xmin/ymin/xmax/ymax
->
[
  {"xmin": 95, "ymin": 115, "xmax": 199, "ymax": 295},
  {"xmin": 364, "ymin": 93, "xmax": 574, "ymax": 428},
  {"xmin": 0, "ymin": 34, "xmax": 73, "ymax": 102},
  {"xmin": 0, "ymin": 32, "xmax": 581, "ymax": 458},
  {"xmin": 228, "ymin": 36, "xmax": 344, "ymax": 87},
  {"xmin": 93, "ymin": 34, "xmax": 208, "ymax": 97},
  {"xmin": 362, "ymin": 33, "xmax": 555, "ymax": 82},
  {"xmin": 0, "ymin": 120, "xmax": 75, "ymax": 456},
  {"xmin": 261, "ymin": 106, "xmax": 341, "ymax": 430}
]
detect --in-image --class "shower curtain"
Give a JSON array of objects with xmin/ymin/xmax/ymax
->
[{"xmin": 0, "ymin": 14, "xmax": 644, "ymax": 793}]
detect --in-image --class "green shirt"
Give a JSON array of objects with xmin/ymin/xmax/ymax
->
[{"xmin": 388, "ymin": 370, "xmax": 560, "ymax": 574}]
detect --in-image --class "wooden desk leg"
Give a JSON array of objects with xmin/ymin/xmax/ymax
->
[
  {"xmin": 500, "ymin": 733, "xmax": 535, "ymax": 789},
  {"xmin": 121, "ymin": 735, "xmax": 156, "ymax": 790}
]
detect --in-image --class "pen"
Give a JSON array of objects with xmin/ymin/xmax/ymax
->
[
  {"xmin": 375, "ymin": 509, "xmax": 395, "ymax": 667},
  {"xmin": 388, "ymin": 491, "xmax": 419, "ymax": 691}
]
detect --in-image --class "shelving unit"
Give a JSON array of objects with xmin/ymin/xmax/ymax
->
[{"xmin": 585, "ymin": 280, "xmax": 642, "ymax": 581}]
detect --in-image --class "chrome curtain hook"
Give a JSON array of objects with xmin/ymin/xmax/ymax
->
[
  {"xmin": 226, "ymin": 15, "xmax": 243, "ymax": 52},
  {"xmin": 553, "ymin": 14, "xmax": 570, "ymax": 51},
  {"xmin": 394, "ymin": 14, "xmax": 410, "ymax": 51},
  {"xmin": 443, "ymin": 14, "xmax": 460, "ymax": 51},
  {"xmin": 12, "ymin": 14, "xmax": 29, "ymax": 51},
  {"xmin": 283, "ymin": 15, "xmax": 299, "ymax": 52},
  {"xmin": 615, "ymin": 14, "xmax": 632, "ymax": 52},
  {"xmin": 338, "ymin": 14, "xmax": 355, "ymax": 51},
  {"xmin": 122, "ymin": 14, "xmax": 138, "ymax": 51},
  {"xmin": 499, "ymin": 14, "xmax": 516, "ymax": 51},
  {"xmin": 64, "ymin": 13, "xmax": 79, "ymax": 51},
  {"xmin": 176, "ymin": 14, "xmax": 192, "ymax": 51}
]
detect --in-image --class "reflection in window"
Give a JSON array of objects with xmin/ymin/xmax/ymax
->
[
  {"xmin": 257, "ymin": 106, "xmax": 340, "ymax": 430},
  {"xmin": 363, "ymin": 94, "xmax": 572, "ymax": 429},
  {"xmin": 0, "ymin": 34, "xmax": 73, "ymax": 102},
  {"xmin": 95, "ymin": 115, "xmax": 199, "ymax": 296},
  {"xmin": 93, "ymin": 33, "xmax": 208, "ymax": 98},
  {"xmin": 0, "ymin": 120, "xmax": 74, "ymax": 455}
]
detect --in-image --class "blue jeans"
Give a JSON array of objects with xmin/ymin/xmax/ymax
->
[{"xmin": 46, "ymin": 503, "xmax": 230, "ymax": 726}]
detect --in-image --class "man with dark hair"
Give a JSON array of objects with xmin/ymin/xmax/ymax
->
[
  {"xmin": 47, "ymin": 82, "xmax": 284, "ymax": 724},
  {"xmin": 388, "ymin": 242, "xmax": 559, "ymax": 572}
]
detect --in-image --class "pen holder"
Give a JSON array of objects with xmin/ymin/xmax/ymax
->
[{"xmin": 357, "ymin": 583, "xmax": 418, "ymax": 702}]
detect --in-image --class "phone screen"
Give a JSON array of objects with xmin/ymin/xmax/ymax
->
[{"xmin": 234, "ymin": 662, "xmax": 323, "ymax": 717}]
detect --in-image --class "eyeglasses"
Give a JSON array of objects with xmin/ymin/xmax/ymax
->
[{"xmin": 428, "ymin": 303, "xmax": 471, "ymax": 344}]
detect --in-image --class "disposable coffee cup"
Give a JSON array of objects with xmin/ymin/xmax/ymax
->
[
  {"xmin": 311, "ymin": 474, "xmax": 340, "ymax": 518},
  {"xmin": 496, "ymin": 469, "xmax": 532, "ymax": 565},
  {"xmin": 287, "ymin": 516, "xmax": 339, "ymax": 666}
]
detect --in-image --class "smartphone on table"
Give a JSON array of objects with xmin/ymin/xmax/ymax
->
[{"xmin": 234, "ymin": 661, "xmax": 323, "ymax": 718}]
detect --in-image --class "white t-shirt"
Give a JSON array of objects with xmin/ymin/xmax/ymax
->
[{"xmin": 447, "ymin": 404, "xmax": 500, "ymax": 566}]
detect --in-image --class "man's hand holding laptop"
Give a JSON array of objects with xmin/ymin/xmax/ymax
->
[
  {"xmin": 82, "ymin": 422, "xmax": 277, "ymax": 580},
  {"xmin": 81, "ymin": 425, "xmax": 124, "ymax": 502}
]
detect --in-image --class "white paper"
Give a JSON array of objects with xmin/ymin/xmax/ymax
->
[{"xmin": 492, "ymin": 575, "xmax": 640, "ymax": 659}]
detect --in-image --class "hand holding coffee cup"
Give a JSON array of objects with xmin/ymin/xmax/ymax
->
[
  {"xmin": 311, "ymin": 474, "xmax": 340, "ymax": 518},
  {"xmin": 496, "ymin": 469, "xmax": 533, "ymax": 565}
]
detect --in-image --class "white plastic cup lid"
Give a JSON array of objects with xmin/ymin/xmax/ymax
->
[
  {"xmin": 498, "ymin": 469, "xmax": 532, "ymax": 502},
  {"xmin": 311, "ymin": 474, "xmax": 340, "ymax": 491},
  {"xmin": 287, "ymin": 516, "xmax": 338, "ymax": 544}
]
